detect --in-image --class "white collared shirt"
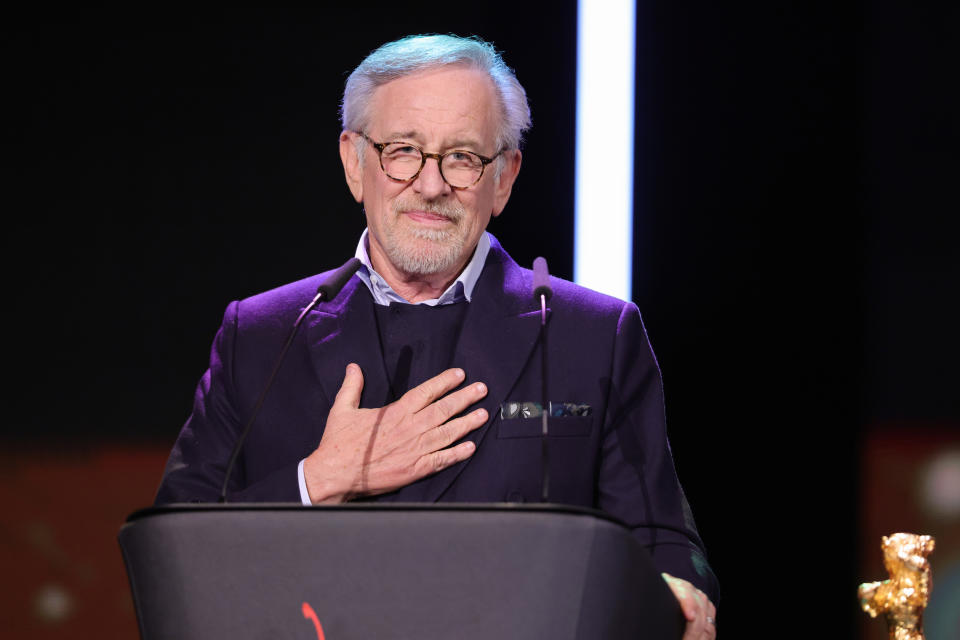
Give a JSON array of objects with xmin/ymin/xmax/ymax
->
[{"xmin": 352, "ymin": 228, "xmax": 491, "ymax": 306}]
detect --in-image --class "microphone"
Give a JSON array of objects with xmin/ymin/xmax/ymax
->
[
  {"xmin": 219, "ymin": 257, "xmax": 362, "ymax": 502},
  {"xmin": 532, "ymin": 257, "xmax": 553, "ymax": 305},
  {"xmin": 531, "ymin": 257, "xmax": 553, "ymax": 502},
  {"xmin": 316, "ymin": 257, "xmax": 364, "ymax": 303}
]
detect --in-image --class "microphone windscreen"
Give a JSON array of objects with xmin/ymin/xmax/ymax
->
[
  {"xmin": 532, "ymin": 256, "xmax": 553, "ymax": 301},
  {"xmin": 317, "ymin": 257, "xmax": 362, "ymax": 300}
]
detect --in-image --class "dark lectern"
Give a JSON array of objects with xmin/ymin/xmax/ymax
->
[{"xmin": 119, "ymin": 503, "xmax": 683, "ymax": 639}]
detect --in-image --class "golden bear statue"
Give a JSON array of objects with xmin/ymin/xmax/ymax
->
[{"xmin": 859, "ymin": 532, "xmax": 935, "ymax": 640}]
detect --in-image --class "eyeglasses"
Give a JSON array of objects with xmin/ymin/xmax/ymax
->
[{"xmin": 359, "ymin": 133, "xmax": 500, "ymax": 190}]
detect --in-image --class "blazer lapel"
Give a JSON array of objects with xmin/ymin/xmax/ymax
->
[
  {"xmin": 303, "ymin": 278, "xmax": 392, "ymax": 411},
  {"xmin": 387, "ymin": 238, "xmax": 545, "ymax": 503}
]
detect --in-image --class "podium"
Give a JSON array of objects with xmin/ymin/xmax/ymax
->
[{"xmin": 119, "ymin": 503, "xmax": 683, "ymax": 639}]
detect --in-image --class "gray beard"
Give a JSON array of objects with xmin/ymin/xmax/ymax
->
[{"xmin": 382, "ymin": 198, "xmax": 467, "ymax": 276}]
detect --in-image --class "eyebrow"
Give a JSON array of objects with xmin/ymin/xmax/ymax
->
[
  {"xmin": 382, "ymin": 131, "xmax": 484, "ymax": 152},
  {"xmin": 384, "ymin": 130, "xmax": 421, "ymax": 142}
]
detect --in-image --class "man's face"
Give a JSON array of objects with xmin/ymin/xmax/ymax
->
[{"xmin": 340, "ymin": 66, "xmax": 521, "ymax": 280}]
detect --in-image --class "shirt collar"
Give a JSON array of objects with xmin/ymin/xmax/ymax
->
[{"xmin": 353, "ymin": 229, "xmax": 490, "ymax": 307}]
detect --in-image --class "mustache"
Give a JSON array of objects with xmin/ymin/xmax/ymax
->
[{"xmin": 391, "ymin": 197, "xmax": 464, "ymax": 221}]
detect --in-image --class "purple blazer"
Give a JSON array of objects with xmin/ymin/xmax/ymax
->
[{"xmin": 156, "ymin": 236, "xmax": 719, "ymax": 600}]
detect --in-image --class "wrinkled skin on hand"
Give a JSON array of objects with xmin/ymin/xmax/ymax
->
[
  {"xmin": 303, "ymin": 364, "xmax": 488, "ymax": 503},
  {"xmin": 663, "ymin": 573, "xmax": 717, "ymax": 640}
]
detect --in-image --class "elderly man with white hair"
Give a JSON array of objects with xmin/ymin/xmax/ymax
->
[{"xmin": 157, "ymin": 34, "xmax": 718, "ymax": 639}]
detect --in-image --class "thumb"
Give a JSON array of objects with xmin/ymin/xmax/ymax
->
[
  {"xmin": 333, "ymin": 363, "xmax": 364, "ymax": 409},
  {"xmin": 661, "ymin": 573, "xmax": 697, "ymax": 621}
]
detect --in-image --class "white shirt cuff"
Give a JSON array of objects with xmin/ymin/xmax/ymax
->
[{"xmin": 297, "ymin": 458, "xmax": 312, "ymax": 506}]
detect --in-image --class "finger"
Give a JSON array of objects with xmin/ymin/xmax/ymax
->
[
  {"xmin": 662, "ymin": 574, "xmax": 706, "ymax": 640},
  {"xmin": 666, "ymin": 576, "xmax": 704, "ymax": 620},
  {"xmin": 689, "ymin": 590, "xmax": 708, "ymax": 638},
  {"xmin": 681, "ymin": 593, "xmax": 706, "ymax": 640},
  {"xmin": 705, "ymin": 601, "xmax": 717, "ymax": 639},
  {"xmin": 332, "ymin": 363, "xmax": 364, "ymax": 410},
  {"xmin": 412, "ymin": 440, "xmax": 477, "ymax": 478},
  {"xmin": 420, "ymin": 381, "xmax": 488, "ymax": 426},
  {"xmin": 680, "ymin": 589, "xmax": 699, "ymax": 621},
  {"xmin": 420, "ymin": 407, "xmax": 489, "ymax": 451},
  {"xmin": 400, "ymin": 368, "xmax": 466, "ymax": 412},
  {"xmin": 662, "ymin": 574, "xmax": 694, "ymax": 620}
]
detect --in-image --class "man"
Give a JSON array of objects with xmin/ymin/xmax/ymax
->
[{"xmin": 156, "ymin": 34, "xmax": 718, "ymax": 638}]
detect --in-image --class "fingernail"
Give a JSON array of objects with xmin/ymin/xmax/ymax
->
[
  {"xmin": 475, "ymin": 408, "xmax": 487, "ymax": 419},
  {"xmin": 475, "ymin": 383, "xmax": 486, "ymax": 394},
  {"xmin": 454, "ymin": 368, "xmax": 465, "ymax": 380}
]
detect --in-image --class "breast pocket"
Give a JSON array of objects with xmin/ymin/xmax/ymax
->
[{"xmin": 497, "ymin": 415, "xmax": 594, "ymax": 439}]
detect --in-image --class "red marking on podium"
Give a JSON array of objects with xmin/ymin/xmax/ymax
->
[{"xmin": 301, "ymin": 602, "xmax": 326, "ymax": 640}]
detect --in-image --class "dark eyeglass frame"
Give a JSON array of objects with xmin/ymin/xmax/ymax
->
[{"xmin": 359, "ymin": 132, "xmax": 500, "ymax": 190}]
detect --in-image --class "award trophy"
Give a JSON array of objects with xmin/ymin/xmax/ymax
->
[{"xmin": 858, "ymin": 532, "xmax": 935, "ymax": 640}]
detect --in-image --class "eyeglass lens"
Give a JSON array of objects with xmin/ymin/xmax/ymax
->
[{"xmin": 380, "ymin": 143, "xmax": 484, "ymax": 188}]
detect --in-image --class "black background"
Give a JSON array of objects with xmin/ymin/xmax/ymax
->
[{"xmin": 4, "ymin": 3, "xmax": 958, "ymax": 637}]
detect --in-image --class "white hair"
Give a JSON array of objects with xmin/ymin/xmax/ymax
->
[{"xmin": 341, "ymin": 34, "xmax": 532, "ymax": 157}]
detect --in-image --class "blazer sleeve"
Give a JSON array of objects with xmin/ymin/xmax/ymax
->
[
  {"xmin": 154, "ymin": 301, "xmax": 301, "ymax": 504},
  {"xmin": 596, "ymin": 301, "xmax": 720, "ymax": 603}
]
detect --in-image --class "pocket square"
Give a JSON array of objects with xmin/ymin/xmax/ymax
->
[{"xmin": 500, "ymin": 402, "xmax": 592, "ymax": 419}]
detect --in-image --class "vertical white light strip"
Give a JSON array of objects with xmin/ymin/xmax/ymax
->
[{"xmin": 575, "ymin": 0, "xmax": 635, "ymax": 301}]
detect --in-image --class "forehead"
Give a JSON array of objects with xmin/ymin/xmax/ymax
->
[{"xmin": 367, "ymin": 66, "xmax": 499, "ymax": 148}]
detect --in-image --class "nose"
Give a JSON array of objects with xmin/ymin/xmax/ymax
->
[{"xmin": 413, "ymin": 155, "xmax": 452, "ymax": 200}]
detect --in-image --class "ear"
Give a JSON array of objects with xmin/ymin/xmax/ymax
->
[
  {"xmin": 491, "ymin": 149, "xmax": 522, "ymax": 218},
  {"xmin": 339, "ymin": 130, "xmax": 364, "ymax": 203}
]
